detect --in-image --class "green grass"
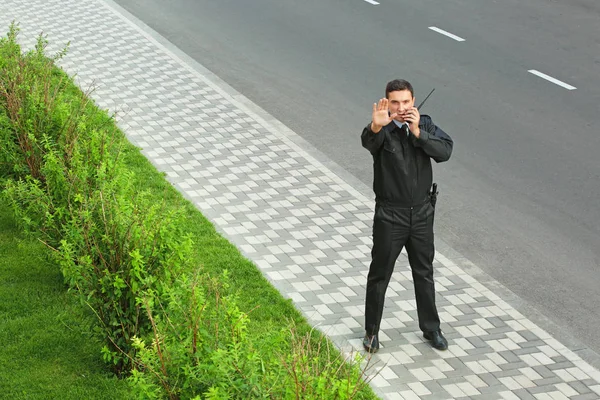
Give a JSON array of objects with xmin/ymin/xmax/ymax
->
[{"xmin": 0, "ymin": 199, "xmax": 132, "ymax": 399}]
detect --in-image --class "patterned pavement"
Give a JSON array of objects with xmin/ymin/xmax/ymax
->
[{"xmin": 2, "ymin": 1, "xmax": 600, "ymax": 398}]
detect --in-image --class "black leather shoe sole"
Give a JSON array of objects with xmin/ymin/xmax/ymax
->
[{"xmin": 431, "ymin": 341, "xmax": 448, "ymax": 351}]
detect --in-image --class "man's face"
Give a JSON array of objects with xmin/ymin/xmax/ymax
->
[{"xmin": 387, "ymin": 90, "xmax": 415, "ymax": 122}]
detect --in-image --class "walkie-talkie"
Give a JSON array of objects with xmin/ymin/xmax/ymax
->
[{"xmin": 430, "ymin": 182, "xmax": 438, "ymax": 208}]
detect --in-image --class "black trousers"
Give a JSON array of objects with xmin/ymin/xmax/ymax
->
[{"xmin": 365, "ymin": 201, "xmax": 440, "ymax": 335}]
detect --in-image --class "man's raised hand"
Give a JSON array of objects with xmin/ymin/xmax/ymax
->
[{"xmin": 370, "ymin": 98, "xmax": 396, "ymax": 133}]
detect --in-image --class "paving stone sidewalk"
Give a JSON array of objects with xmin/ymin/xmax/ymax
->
[{"xmin": 3, "ymin": 1, "xmax": 600, "ymax": 399}]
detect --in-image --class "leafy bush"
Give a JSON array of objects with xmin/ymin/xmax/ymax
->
[
  {"xmin": 129, "ymin": 271, "xmax": 373, "ymax": 399},
  {"xmin": 0, "ymin": 22, "xmax": 68, "ymax": 181},
  {"xmin": 0, "ymin": 22, "xmax": 193, "ymax": 374}
]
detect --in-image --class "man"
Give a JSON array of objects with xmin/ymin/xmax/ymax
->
[{"xmin": 361, "ymin": 79, "xmax": 453, "ymax": 352}]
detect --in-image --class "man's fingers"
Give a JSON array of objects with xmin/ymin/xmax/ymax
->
[
  {"xmin": 373, "ymin": 102, "xmax": 377, "ymax": 113},
  {"xmin": 378, "ymin": 98, "xmax": 386, "ymax": 111},
  {"xmin": 389, "ymin": 112, "xmax": 398, "ymax": 120},
  {"xmin": 405, "ymin": 109, "xmax": 417, "ymax": 119}
]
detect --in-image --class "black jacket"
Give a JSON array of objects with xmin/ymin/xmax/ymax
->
[{"xmin": 361, "ymin": 115, "xmax": 453, "ymax": 207}]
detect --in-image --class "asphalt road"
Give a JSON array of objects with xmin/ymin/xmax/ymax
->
[{"xmin": 112, "ymin": 0, "xmax": 600, "ymax": 354}]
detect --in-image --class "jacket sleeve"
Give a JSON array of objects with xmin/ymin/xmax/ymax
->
[
  {"xmin": 413, "ymin": 116, "xmax": 453, "ymax": 163},
  {"xmin": 361, "ymin": 123, "xmax": 385, "ymax": 154}
]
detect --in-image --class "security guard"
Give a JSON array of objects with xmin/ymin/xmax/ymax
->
[{"xmin": 361, "ymin": 79, "xmax": 453, "ymax": 352}]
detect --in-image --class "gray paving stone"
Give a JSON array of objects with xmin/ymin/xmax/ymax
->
[
  {"xmin": 529, "ymin": 376, "xmax": 564, "ymax": 388},
  {"xmin": 511, "ymin": 388, "xmax": 538, "ymax": 400},
  {"xmin": 469, "ymin": 394, "xmax": 502, "ymax": 400},
  {"xmin": 419, "ymin": 394, "xmax": 453, "ymax": 400},
  {"xmin": 388, "ymin": 367, "xmax": 418, "ymax": 383},
  {"xmin": 487, "ymin": 326, "xmax": 515, "ymax": 335},
  {"xmin": 550, "ymin": 355, "xmax": 569, "ymax": 364},
  {"xmin": 518, "ymin": 331, "xmax": 544, "ymax": 342},
  {"xmin": 525, "ymin": 384, "xmax": 561, "ymax": 395},
  {"xmin": 379, "ymin": 383, "xmax": 411, "ymax": 393},
  {"xmin": 532, "ymin": 365, "xmax": 560, "ymax": 379},
  {"xmin": 568, "ymin": 380, "xmax": 592, "ymax": 394},
  {"xmin": 546, "ymin": 361, "xmax": 579, "ymax": 372},
  {"xmin": 500, "ymin": 362, "xmax": 528, "ymax": 371},
  {"xmin": 499, "ymin": 351, "xmax": 523, "ymax": 364},
  {"xmin": 479, "ymin": 373, "xmax": 502, "ymax": 387},
  {"xmin": 514, "ymin": 343, "xmax": 550, "ymax": 354},
  {"xmin": 580, "ymin": 378, "xmax": 598, "ymax": 387},
  {"xmin": 571, "ymin": 394, "xmax": 600, "ymax": 400},
  {"xmin": 466, "ymin": 347, "xmax": 496, "ymax": 357},
  {"xmin": 490, "ymin": 369, "xmax": 523, "ymax": 379},
  {"xmin": 420, "ymin": 380, "xmax": 446, "ymax": 396},
  {"xmin": 466, "ymin": 336, "xmax": 490, "ymax": 348},
  {"xmin": 478, "ymin": 384, "xmax": 514, "ymax": 395}
]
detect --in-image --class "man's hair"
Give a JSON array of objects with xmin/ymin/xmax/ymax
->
[{"xmin": 385, "ymin": 79, "xmax": 414, "ymax": 98}]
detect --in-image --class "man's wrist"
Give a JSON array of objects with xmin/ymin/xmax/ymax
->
[{"xmin": 370, "ymin": 122, "xmax": 382, "ymax": 133}]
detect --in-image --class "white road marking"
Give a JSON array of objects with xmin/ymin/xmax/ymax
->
[
  {"xmin": 363, "ymin": 0, "xmax": 380, "ymax": 5},
  {"xmin": 528, "ymin": 70, "xmax": 577, "ymax": 90},
  {"xmin": 428, "ymin": 26, "xmax": 465, "ymax": 42}
]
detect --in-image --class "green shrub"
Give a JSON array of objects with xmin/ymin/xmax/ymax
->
[
  {"xmin": 129, "ymin": 271, "xmax": 373, "ymax": 399},
  {"xmin": 129, "ymin": 271, "xmax": 277, "ymax": 399},
  {"xmin": 0, "ymin": 22, "xmax": 69, "ymax": 181},
  {"xmin": 0, "ymin": 23, "xmax": 194, "ymax": 374},
  {"xmin": 56, "ymin": 189, "xmax": 194, "ymax": 374}
]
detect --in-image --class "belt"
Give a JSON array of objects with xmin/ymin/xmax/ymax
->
[{"xmin": 375, "ymin": 197, "xmax": 430, "ymax": 209}]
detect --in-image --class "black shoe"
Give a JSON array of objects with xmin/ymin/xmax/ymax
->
[
  {"xmin": 423, "ymin": 330, "xmax": 448, "ymax": 351},
  {"xmin": 363, "ymin": 334, "xmax": 379, "ymax": 353}
]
